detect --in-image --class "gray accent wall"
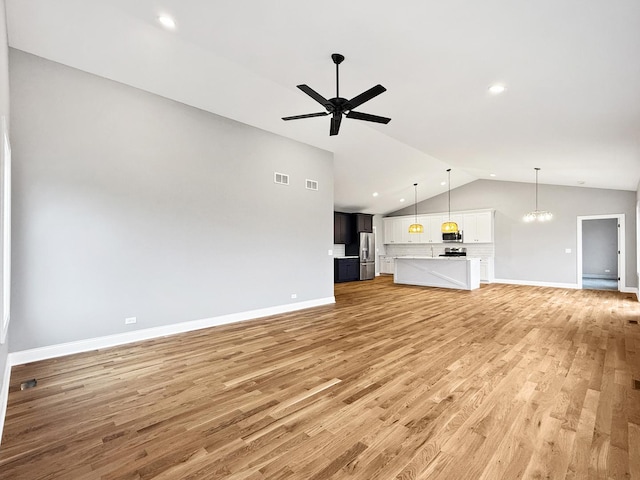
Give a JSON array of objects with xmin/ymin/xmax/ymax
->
[
  {"xmin": 8, "ymin": 49, "xmax": 334, "ymax": 352},
  {"xmin": 582, "ymin": 219, "xmax": 618, "ymax": 278},
  {"xmin": 0, "ymin": 0, "xmax": 9, "ymax": 385},
  {"xmin": 390, "ymin": 179, "xmax": 637, "ymax": 288}
]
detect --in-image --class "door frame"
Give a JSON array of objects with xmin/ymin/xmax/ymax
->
[{"xmin": 576, "ymin": 214, "xmax": 625, "ymax": 290}]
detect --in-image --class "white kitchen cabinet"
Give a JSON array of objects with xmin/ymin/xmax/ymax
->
[
  {"xmin": 383, "ymin": 217, "xmax": 396, "ymax": 244},
  {"xmin": 462, "ymin": 211, "xmax": 493, "ymax": 243},
  {"xmin": 383, "ymin": 210, "xmax": 493, "ymax": 244},
  {"xmin": 400, "ymin": 217, "xmax": 424, "ymax": 243},
  {"xmin": 383, "ymin": 217, "xmax": 406, "ymax": 244},
  {"xmin": 426, "ymin": 215, "xmax": 444, "ymax": 243},
  {"xmin": 380, "ymin": 256, "xmax": 395, "ymax": 274},
  {"xmin": 478, "ymin": 257, "xmax": 494, "ymax": 282},
  {"xmin": 474, "ymin": 211, "xmax": 493, "ymax": 242},
  {"xmin": 450, "ymin": 213, "xmax": 465, "ymax": 232},
  {"xmin": 408, "ymin": 215, "xmax": 435, "ymax": 244},
  {"xmin": 384, "ymin": 216, "xmax": 427, "ymax": 244}
]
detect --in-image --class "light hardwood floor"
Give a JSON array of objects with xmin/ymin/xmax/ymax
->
[{"xmin": 1, "ymin": 276, "xmax": 639, "ymax": 479}]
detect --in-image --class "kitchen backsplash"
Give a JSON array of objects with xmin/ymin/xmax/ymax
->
[
  {"xmin": 332, "ymin": 244, "xmax": 346, "ymax": 257},
  {"xmin": 384, "ymin": 243, "xmax": 495, "ymax": 258}
]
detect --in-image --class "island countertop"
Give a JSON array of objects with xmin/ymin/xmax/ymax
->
[
  {"xmin": 394, "ymin": 256, "xmax": 475, "ymax": 260},
  {"xmin": 394, "ymin": 256, "xmax": 480, "ymax": 290}
]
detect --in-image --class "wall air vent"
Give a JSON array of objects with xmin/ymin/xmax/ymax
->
[
  {"xmin": 274, "ymin": 172, "xmax": 289, "ymax": 185},
  {"xmin": 306, "ymin": 179, "xmax": 319, "ymax": 191}
]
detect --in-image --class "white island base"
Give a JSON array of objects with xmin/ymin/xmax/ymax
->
[{"xmin": 394, "ymin": 257, "xmax": 481, "ymax": 291}]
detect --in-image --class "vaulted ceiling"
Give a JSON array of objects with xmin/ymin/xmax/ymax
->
[{"xmin": 6, "ymin": 0, "xmax": 640, "ymax": 214}]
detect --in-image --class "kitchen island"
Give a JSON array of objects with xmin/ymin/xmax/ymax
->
[{"xmin": 394, "ymin": 256, "xmax": 480, "ymax": 290}]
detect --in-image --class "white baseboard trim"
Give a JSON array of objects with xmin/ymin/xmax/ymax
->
[
  {"xmin": 8, "ymin": 296, "xmax": 335, "ymax": 367},
  {"xmin": 494, "ymin": 278, "xmax": 639, "ymax": 297},
  {"xmin": 620, "ymin": 286, "xmax": 639, "ymax": 298},
  {"xmin": 492, "ymin": 278, "xmax": 579, "ymax": 289},
  {"xmin": 583, "ymin": 274, "xmax": 618, "ymax": 280},
  {"xmin": 0, "ymin": 296, "xmax": 335, "ymax": 447},
  {"xmin": 0, "ymin": 358, "xmax": 11, "ymax": 446}
]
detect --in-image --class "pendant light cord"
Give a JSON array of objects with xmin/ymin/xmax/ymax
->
[
  {"xmin": 447, "ymin": 169, "xmax": 452, "ymax": 220},
  {"xmin": 535, "ymin": 167, "xmax": 540, "ymax": 211},
  {"xmin": 414, "ymin": 183, "xmax": 418, "ymax": 223}
]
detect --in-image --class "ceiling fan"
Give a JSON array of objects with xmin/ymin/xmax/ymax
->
[{"xmin": 282, "ymin": 53, "xmax": 391, "ymax": 136}]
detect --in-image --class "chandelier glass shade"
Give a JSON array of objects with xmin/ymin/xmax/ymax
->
[
  {"xmin": 441, "ymin": 169, "xmax": 459, "ymax": 233},
  {"xmin": 408, "ymin": 183, "xmax": 424, "ymax": 234},
  {"xmin": 523, "ymin": 168, "xmax": 553, "ymax": 222}
]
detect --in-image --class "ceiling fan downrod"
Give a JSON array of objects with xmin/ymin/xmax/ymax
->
[{"xmin": 332, "ymin": 53, "xmax": 344, "ymax": 99}]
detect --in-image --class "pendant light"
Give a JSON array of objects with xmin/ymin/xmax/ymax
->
[
  {"xmin": 441, "ymin": 169, "xmax": 459, "ymax": 233},
  {"xmin": 523, "ymin": 167, "xmax": 552, "ymax": 222},
  {"xmin": 408, "ymin": 183, "xmax": 424, "ymax": 233}
]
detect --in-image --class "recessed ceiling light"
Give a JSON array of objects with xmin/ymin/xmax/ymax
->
[
  {"xmin": 490, "ymin": 173, "xmax": 496, "ymax": 177},
  {"xmin": 158, "ymin": 15, "xmax": 176, "ymax": 30},
  {"xmin": 372, "ymin": 192, "xmax": 379, "ymax": 197},
  {"xmin": 400, "ymin": 198, "xmax": 405, "ymax": 203},
  {"xmin": 440, "ymin": 181, "xmax": 446, "ymax": 186},
  {"xmin": 488, "ymin": 84, "xmax": 506, "ymax": 95}
]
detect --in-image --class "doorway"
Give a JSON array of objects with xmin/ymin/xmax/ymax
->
[{"xmin": 577, "ymin": 214, "xmax": 624, "ymax": 291}]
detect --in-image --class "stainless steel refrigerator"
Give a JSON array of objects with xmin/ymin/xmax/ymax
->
[{"xmin": 358, "ymin": 232, "xmax": 375, "ymax": 280}]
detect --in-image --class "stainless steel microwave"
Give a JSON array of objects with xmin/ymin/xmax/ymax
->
[{"xmin": 442, "ymin": 231, "xmax": 463, "ymax": 243}]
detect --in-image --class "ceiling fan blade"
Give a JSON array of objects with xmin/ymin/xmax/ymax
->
[
  {"xmin": 282, "ymin": 112, "xmax": 329, "ymax": 121},
  {"xmin": 346, "ymin": 111, "xmax": 391, "ymax": 124},
  {"xmin": 297, "ymin": 85, "xmax": 331, "ymax": 109},
  {"xmin": 330, "ymin": 114, "xmax": 342, "ymax": 136},
  {"xmin": 346, "ymin": 84, "xmax": 386, "ymax": 110}
]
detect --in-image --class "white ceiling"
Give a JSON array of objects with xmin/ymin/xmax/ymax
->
[{"xmin": 6, "ymin": 0, "xmax": 640, "ymax": 214}]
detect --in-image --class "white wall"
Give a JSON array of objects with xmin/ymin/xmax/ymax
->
[
  {"xmin": 8, "ymin": 50, "xmax": 334, "ymax": 352},
  {"xmin": 0, "ymin": 0, "xmax": 10, "ymax": 404},
  {"xmin": 390, "ymin": 179, "xmax": 637, "ymax": 288},
  {"xmin": 637, "ymin": 180, "xmax": 640, "ymax": 290}
]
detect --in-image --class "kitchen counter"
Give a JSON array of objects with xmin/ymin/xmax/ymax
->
[{"xmin": 394, "ymin": 257, "xmax": 480, "ymax": 290}]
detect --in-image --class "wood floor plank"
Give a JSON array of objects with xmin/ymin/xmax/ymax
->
[{"xmin": 1, "ymin": 276, "xmax": 639, "ymax": 479}]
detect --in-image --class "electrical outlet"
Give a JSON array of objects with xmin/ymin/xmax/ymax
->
[
  {"xmin": 605, "ymin": 269, "xmax": 611, "ymax": 273},
  {"xmin": 328, "ymin": 249, "xmax": 333, "ymax": 256},
  {"xmin": 291, "ymin": 293, "xmax": 297, "ymax": 299},
  {"xmin": 125, "ymin": 317, "xmax": 137, "ymax": 325},
  {"xmin": 565, "ymin": 248, "xmax": 572, "ymax": 254}
]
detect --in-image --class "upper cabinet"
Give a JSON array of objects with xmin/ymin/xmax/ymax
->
[
  {"xmin": 383, "ymin": 216, "xmax": 403, "ymax": 244},
  {"xmin": 426, "ymin": 215, "xmax": 444, "ymax": 243},
  {"xmin": 383, "ymin": 210, "xmax": 494, "ymax": 244},
  {"xmin": 335, "ymin": 212, "xmax": 374, "ymax": 244},
  {"xmin": 353, "ymin": 213, "xmax": 373, "ymax": 233},
  {"xmin": 334, "ymin": 212, "xmax": 352, "ymax": 244},
  {"xmin": 462, "ymin": 211, "xmax": 493, "ymax": 243},
  {"xmin": 383, "ymin": 216, "xmax": 421, "ymax": 244}
]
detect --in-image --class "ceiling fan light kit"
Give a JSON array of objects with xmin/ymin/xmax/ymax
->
[
  {"xmin": 282, "ymin": 53, "xmax": 391, "ymax": 136},
  {"xmin": 441, "ymin": 169, "xmax": 459, "ymax": 233},
  {"xmin": 523, "ymin": 167, "xmax": 553, "ymax": 222}
]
